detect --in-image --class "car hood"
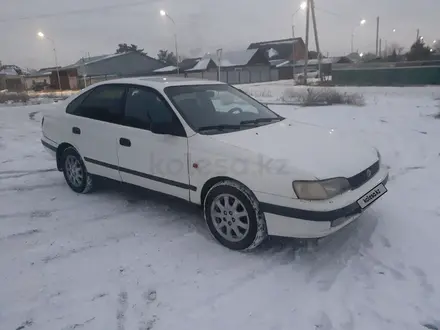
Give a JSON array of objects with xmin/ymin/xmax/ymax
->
[{"xmin": 207, "ymin": 119, "xmax": 378, "ymax": 179}]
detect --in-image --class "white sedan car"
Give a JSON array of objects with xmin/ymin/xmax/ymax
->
[{"xmin": 41, "ymin": 77, "xmax": 389, "ymax": 251}]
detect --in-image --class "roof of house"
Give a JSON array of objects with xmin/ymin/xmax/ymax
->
[
  {"xmin": 212, "ymin": 49, "xmax": 260, "ymax": 67},
  {"xmin": 61, "ymin": 53, "xmax": 126, "ymax": 70},
  {"xmin": 247, "ymin": 37, "xmax": 304, "ymax": 61},
  {"xmin": 153, "ymin": 66, "xmax": 178, "ymax": 73},
  {"xmin": 186, "ymin": 49, "xmax": 261, "ymax": 71},
  {"xmin": 26, "ymin": 67, "xmax": 60, "ymax": 77},
  {"xmin": 179, "ymin": 57, "xmax": 202, "ymax": 71},
  {"xmin": 0, "ymin": 65, "xmax": 23, "ymax": 76},
  {"xmin": 186, "ymin": 58, "xmax": 216, "ymax": 71},
  {"xmin": 61, "ymin": 52, "xmax": 162, "ymax": 71}
]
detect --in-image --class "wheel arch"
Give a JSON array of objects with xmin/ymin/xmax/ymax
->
[
  {"xmin": 200, "ymin": 176, "xmax": 258, "ymax": 206},
  {"xmin": 56, "ymin": 142, "xmax": 76, "ymax": 170}
]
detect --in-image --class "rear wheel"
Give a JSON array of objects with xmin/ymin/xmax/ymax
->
[
  {"xmin": 203, "ymin": 180, "xmax": 267, "ymax": 251},
  {"xmin": 61, "ymin": 147, "xmax": 94, "ymax": 194}
]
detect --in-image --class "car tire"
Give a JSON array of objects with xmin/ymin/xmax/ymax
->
[
  {"xmin": 61, "ymin": 147, "xmax": 94, "ymax": 194},
  {"xmin": 203, "ymin": 180, "xmax": 267, "ymax": 251}
]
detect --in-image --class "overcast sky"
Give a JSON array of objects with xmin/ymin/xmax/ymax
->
[{"xmin": 0, "ymin": 0, "xmax": 439, "ymax": 69}]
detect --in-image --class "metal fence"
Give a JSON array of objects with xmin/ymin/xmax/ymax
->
[{"xmin": 333, "ymin": 65, "xmax": 440, "ymax": 86}]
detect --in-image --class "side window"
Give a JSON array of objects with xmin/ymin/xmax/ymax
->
[
  {"xmin": 124, "ymin": 87, "xmax": 174, "ymax": 129},
  {"xmin": 66, "ymin": 90, "xmax": 92, "ymax": 114},
  {"xmin": 73, "ymin": 85, "xmax": 126, "ymax": 124}
]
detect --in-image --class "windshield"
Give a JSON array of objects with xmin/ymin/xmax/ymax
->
[{"xmin": 164, "ymin": 84, "xmax": 283, "ymax": 134}]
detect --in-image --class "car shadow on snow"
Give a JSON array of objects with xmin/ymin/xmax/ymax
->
[
  {"xmin": 93, "ymin": 178, "xmax": 379, "ymax": 263},
  {"xmin": 93, "ymin": 178, "xmax": 212, "ymax": 239},
  {"xmin": 254, "ymin": 212, "xmax": 379, "ymax": 283}
]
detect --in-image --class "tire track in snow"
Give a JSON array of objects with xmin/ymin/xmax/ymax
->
[
  {"xmin": 181, "ymin": 245, "xmax": 297, "ymax": 316},
  {"xmin": 117, "ymin": 291, "xmax": 129, "ymax": 330},
  {"xmin": 0, "ymin": 182, "xmax": 64, "ymax": 193},
  {"xmin": 0, "ymin": 229, "xmax": 41, "ymax": 241},
  {"xmin": 41, "ymin": 232, "xmax": 138, "ymax": 264},
  {"xmin": 299, "ymin": 215, "xmax": 379, "ymax": 292},
  {"xmin": 0, "ymin": 168, "xmax": 58, "ymax": 180}
]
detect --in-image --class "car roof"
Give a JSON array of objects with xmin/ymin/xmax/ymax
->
[{"xmin": 92, "ymin": 76, "xmax": 225, "ymax": 90}]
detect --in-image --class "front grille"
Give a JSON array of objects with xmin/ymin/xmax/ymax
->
[{"xmin": 348, "ymin": 161, "xmax": 379, "ymax": 189}]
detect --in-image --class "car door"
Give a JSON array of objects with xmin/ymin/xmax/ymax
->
[
  {"xmin": 117, "ymin": 86, "xmax": 192, "ymax": 200},
  {"xmin": 65, "ymin": 84, "xmax": 127, "ymax": 181}
]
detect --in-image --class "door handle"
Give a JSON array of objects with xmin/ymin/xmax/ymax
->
[
  {"xmin": 119, "ymin": 138, "xmax": 131, "ymax": 147},
  {"xmin": 72, "ymin": 127, "xmax": 81, "ymax": 135}
]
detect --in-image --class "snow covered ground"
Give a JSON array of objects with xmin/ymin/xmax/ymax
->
[{"xmin": 1, "ymin": 84, "xmax": 440, "ymax": 330}]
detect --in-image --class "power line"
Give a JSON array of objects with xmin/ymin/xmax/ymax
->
[
  {"xmin": 314, "ymin": 7, "xmax": 344, "ymax": 18},
  {"xmin": 0, "ymin": 0, "xmax": 157, "ymax": 23}
]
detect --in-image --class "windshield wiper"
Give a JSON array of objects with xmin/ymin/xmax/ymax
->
[
  {"xmin": 198, "ymin": 118, "xmax": 284, "ymax": 132},
  {"xmin": 240, "ymin": 117, "xmax": 284, "ymax": 125},
  {"xmin": 198, "ymin": 124, "xmax": 242, "ymax": 132}
]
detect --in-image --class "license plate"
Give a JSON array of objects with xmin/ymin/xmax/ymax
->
[{"xmin": 357, "ymin": 184, "xmax": 387, "ymax": 209}]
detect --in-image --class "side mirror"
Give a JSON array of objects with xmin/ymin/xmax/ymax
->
[{"xmin": 150, "ymin": 122, "xmax": 173, "ymax": 135}]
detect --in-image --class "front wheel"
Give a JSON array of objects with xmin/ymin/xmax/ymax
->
[
  {"xmin": 61, "ymin": 147, "xmax": 94, "ymax": 194},
  {"xmin": 203, "ymin": 180, "xmax": 267, "ymax": 251}
]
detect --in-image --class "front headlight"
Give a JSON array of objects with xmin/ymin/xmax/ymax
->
[{"xmin": 292, "ymin": 177, "xmax": 351, "ymax": 200}]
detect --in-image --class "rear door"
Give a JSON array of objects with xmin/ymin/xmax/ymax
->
[
  {"xmin": 65, "ymin": 84, "xmax": 127, "ymax": 181},
  {"xmin": 117, "ymin": 86, "xmax": 192, "ymax": 200}
]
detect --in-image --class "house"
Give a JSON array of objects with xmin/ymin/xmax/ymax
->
[
  {"xmin": 185, "ymin": 49, "xmax": 274, "ymax": 83},
  {"xmin": 180, "ymin": 57, "xmax": 202, "ymax": 71},
  {"xmin": 247, "ymin": 37, "xmax": 306, "ymax": 66},
  {"xmin": 58, "ymin": 52, "xmax": 166, "ymax": 89},
  {"xmin": 23, "ymin": 67, "xmax": 58, "ymax": 90},
  {"xmin": 152, "ymin": 57, "xmax": 205, "ymax": 75},
  {"xmin": 0, "ymin": 65, "xmax": 25, "ymax": 91}
]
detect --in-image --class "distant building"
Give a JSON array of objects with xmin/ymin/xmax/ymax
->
[
  {"xmin": 0, "ymin": 65, "xmax": 24, "ymax": 91},
  {"xmin": 58, "ymin": 52, "xmax": 165, "ymax": 89},
  {"xmin": 184, "ymin": 49, "xmax": 274, "ymax": 83},
  {"xmin": 23, "ymin": 67, "xmax": 58, "ymax": 90},
  {"xmin": 152, "ymin": 57, "xmax": 205, "ymax": 75},
  {"xmin": 247, "ymin": 37, "xmax": 306, "ymax": 67}
]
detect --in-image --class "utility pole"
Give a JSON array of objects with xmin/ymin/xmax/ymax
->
[
  {"xmin": 216, "ymin": 48, "xmax": 223, "ymax": 81},
  {"xmin": 292, "ymin": 24, "xmax": 296, "ymax": 83},
  {"xmin": 416, "ymin": 29, "xmax": 420, "ymax": 41},
  {"xmin": 81, "ymin": 57, "xmax": 87, "ymax": 88},
  {"xmin": 303, "ymin": 0, "xmax": 311, "ymax": 85},
  {"xmin": 375, "ymin": 16, "xmax": 380, "ymax": 56},
  {"xmin": 310, "ymin": 0, "xmax": 322, "ymax": 81},
  {"xmin": 379, "ymin": 38, "xmax": 382, "ymax": 57}
]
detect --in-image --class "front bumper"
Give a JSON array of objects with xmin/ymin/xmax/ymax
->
[{"xmin": 258, "ymin": 165, "xmax": 389, "ymax": 238}]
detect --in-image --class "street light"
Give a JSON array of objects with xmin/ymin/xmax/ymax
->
[
  {"xmin": 392, "ymin": 28, "xmax": 396, "ymax": 33},
  {"xmin": 37, "ymin": 31, "xmax": 62, "ymax": 90},
  {"xmin": 291, "ymin": 1, "xmax": 307, "ymax": 82},
  {"xmin": 160, "ymin": 10, "xmax": 180, "ymax": 75},
  {"xmin": 351, "ymin": 19, "xmax": 366, "ymax": 53}
]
